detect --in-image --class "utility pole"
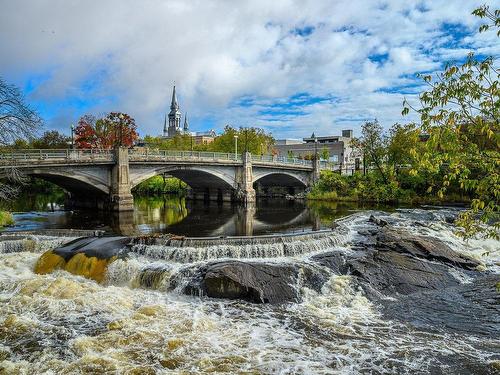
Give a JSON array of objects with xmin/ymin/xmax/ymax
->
[{"xmin": 70, "ymin": 124, "xmax": 74, "ymax": 149}]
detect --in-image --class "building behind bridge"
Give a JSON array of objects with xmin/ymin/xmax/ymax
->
[{"xmin": 274, "ymin": 130, "xmax": 362, "ymax": 172}]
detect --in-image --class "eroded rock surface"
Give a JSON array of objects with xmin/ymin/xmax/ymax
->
[{"xmin": 173, "ymin": 260, "xmax": 329, "ymax": 304}]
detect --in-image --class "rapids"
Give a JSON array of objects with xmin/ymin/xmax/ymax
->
[{"xmin": 0, "ymin": 209, "xmax": 499, "ymax": 374}]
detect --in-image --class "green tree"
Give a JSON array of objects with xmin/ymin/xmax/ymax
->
[
  {"xmin": 208, "ymin": 126, "xmax": 274, "ymax": 154},
  {"xmin": 354, "ymin": 120, "xmax": 389, "ymax": 183},
  {"xmin": 32, "ymin": 130, "xmax": 69, "ymax": 149},
  {"xmin": 320, "ymin": 147, "xmax": 330, "ymax": 161},
  {"xmin": 403, "ymin": 5, "xmax": 499, "ymax": 238}
]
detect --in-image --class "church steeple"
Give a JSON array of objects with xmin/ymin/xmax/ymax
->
[
  {"xmin": 170, "ymin": 85, "xmax": 179, "ymax": 111},
  {"xmin": 183, "ymin": 113, "xmax": 189, "ymax": 132},
  {"xmin": 167, "ymin": 84, "xmax": 181, "ymax": 137}
]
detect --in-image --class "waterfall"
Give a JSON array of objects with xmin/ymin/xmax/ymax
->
[{"xmin": 129, "ymin": 227, "xmax": 351, "ymax": 263}]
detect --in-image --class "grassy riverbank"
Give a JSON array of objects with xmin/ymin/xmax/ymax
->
[{"xmin": 0, "ymin": 211, "xmax": 14, "ymax": 228}]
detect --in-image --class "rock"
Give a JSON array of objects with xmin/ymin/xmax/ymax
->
[
  {"xmin": 368, "ymin": 215, "xmax": 388, "ymax": 227},
  {"xmin": 173, "ymin": 260, "xmax": 329, "ymax": 304},
  {"xmin": 382, "ymin": 275, "xmax": 500, "ymax": 337},
  {"xmin": 34, "ymin": 236, "xmax": 131, "ymax": 282},
  {"xmin": 310, "ymin": 225, "xmax": 480, "ymax": 297},
  {"xmin": 310, "ymin": 251, "xmax": 351, "ymax": 275},
  {"xmin": 52, "ymin": 236, "xmax": 131, "ymax": 261},
  {"xmin": 376, "ymin": 227, "xmax": 479, "ymax": 270},
  {"xmin": 348, "ymin": 250, "xmax": 460, "ymax": 295}
]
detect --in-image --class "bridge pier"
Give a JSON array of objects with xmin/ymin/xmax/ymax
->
[
  {"xmin": 110, "ymin": 147, "xmax": 134, "ymax": 211},
  {"xmin": 235, "ymin": 152, "xmax": 256, "ymax": 205}
]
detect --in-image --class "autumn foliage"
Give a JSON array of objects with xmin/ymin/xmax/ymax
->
[{"xmin": 74, "ymin": 112, "xmax": 138, "ymax": 149}]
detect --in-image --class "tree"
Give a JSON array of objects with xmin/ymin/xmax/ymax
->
[
  {"xmin": 0, "ymin": 78, "xmax": 41, "ymax": 201},
  {"xmin": 32, "ymin": 130, "xmax": 69, "ymax": 149},
  {"xmin": 208, "ymin": 126, "xmax": 274, "ymax": 154},
  {"xmin": 0, "ymin": 77, "xmax": 42, "ymax": 146},
  {"xmin": 105, "ymin": 112, "xmax": 139, "ymax": 148},
  {"xmin": 320, "ymin": 147, "xmax": 330, "ymax": 161},
  {"xmin": 354, "ymin": 120, "xmax": 389, "ymax": 183},
  {"xmin": 75, "ymin": 112, "xmax": 138, "ymax": 149},
  {"xmin": 387, "ymin": 123, "xmax": 421, "ymax": 173},
  {"xmin": 403, "ymin": 5, "xmax": 499, "ymax": 238}
]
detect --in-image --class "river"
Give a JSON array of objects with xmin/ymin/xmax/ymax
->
[{"xmin": 0, "ymin": 194, "xmax": 499, "ymax": 374}]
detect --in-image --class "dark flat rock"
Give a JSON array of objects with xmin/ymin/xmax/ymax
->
[
  {"xmin": 53, "ymin": 236, "xmax": 130, "ymax": 261},
  {"xmin": 382, "ymin": 275, "xmax": 500, "ymax": 337},
  {"xmin": 348, "ymin": 250, "xmax": 460, "ymax": 295},
  {"xmin": 173, "ymin": 260, "xmax": 329, "ymax": 304},
  {"xmin": 376, "ymin": 227, "xmax": 479, "ymax": 270}
]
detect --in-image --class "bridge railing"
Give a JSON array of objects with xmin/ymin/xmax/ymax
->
[
  {"xmin": 128, "ymin": 149, "xmax": 243, "ymax": 162},
  {"xmin": 250, "ymin": 154, "xmax": 314, "ymax": 167},
  {"xmin": 0, "ymin": 149, "xmax": 114, "ymax": 164}
]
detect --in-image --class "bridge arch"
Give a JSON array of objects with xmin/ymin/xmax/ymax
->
[
  {"xmin": 252, "ymin": 170, "xmax": 308, "ymax": 188},
  {"xmin": 26, "ymin": 170, "xmax": 110, "ymax": 196},
  {"xmin": 129, "ymin": 165, "xmax": 237, "ymax": 191}
]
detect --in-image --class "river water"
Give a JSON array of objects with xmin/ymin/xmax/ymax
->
[
  {"xmin": 0, "ymin": 195, "xmax": 499, "ymax": 374},
  {"xmin": 2, "ymin": 194, "xmax": 391, "ymax": 236}
]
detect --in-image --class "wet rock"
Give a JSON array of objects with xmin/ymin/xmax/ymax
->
[
  {"xmin": 174, "ymin": 260, "xmax": 329, "ymax": 304},
  {"xmin": 368, "ymin": 215, "xmax": 388, "ymax": 227},
  {"xmin": 310, "ymin": 251, "xmax": 351, "ymax": 275},
  {"xmin": 52, "ymin": 236, "xmax": 131, "ymax": 261},
  {"xmin": 348, "ymin": 250, "xmax": 460, "ymax": 295},
  {"xmin": 382, "ymin": 275, "xmax": 500, "ymax": 337},
  {"xmin": 310, "ymin": 225, "xmax": 480, "ymax": 297},
  {"xmin": 376, "ymin": 227, "xmax": 479, "ymax": 270},
  {"xmin": 34, "ymin": 236, "xmax": 131, "ymax": 282}
]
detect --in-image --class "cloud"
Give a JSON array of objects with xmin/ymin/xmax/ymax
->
[{"xmin": 0, "ymin": 0, "xmax": 498, "ymax": 138}]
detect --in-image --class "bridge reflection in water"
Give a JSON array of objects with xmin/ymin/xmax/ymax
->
[
  {"xmin": 111, "ymin": 197, "xmax": 322, "ymax": 236},
  {"xmin": 5, "ymin": 194, "xmax": 333, "ymax": 236}
]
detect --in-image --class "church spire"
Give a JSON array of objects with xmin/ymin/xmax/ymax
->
[
  {"xmin": 170, "ymin": 84, "xmax": 179, "ymax": 110},
  {"xmin": 183, "ymin": 113, "xmax": 189, "ymax": 132}
]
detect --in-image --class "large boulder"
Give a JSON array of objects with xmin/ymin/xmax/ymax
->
[{"xmin": 172, "ymin": 260, "xmax": 329, "ymax": 304}]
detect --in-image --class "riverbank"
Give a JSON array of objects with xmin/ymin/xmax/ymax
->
[
  {"xmin": 0, "ymin": 211, "xmax": 14, "ymax": 228},
  {"xmin": 307, "ymin": 171, "xmax": 471, "ymax": 206},
  {"xmin": 307, "ymin": 190, "xmax": 470, "ymax": 206}
]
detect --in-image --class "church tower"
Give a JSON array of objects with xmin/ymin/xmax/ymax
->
[{"xmin": 167, "ymin": 85, "xmax": 181, "ymax": 138}]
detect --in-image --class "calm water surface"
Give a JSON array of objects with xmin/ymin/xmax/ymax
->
[{"xmin": 2, "ymin": 193, "xmax": 395, "ymax": 236}]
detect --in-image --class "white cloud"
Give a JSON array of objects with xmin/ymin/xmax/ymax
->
[{"xmin": 0, "ymin": 0, "xmax": 497, "ymax": 138}]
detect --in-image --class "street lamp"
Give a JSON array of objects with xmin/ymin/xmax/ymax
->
[
  {"xmin": 70, "ymin": 124, "xmax": 75, "ymax": 149},
  {"xmin": 314, "ymin": 136, "xmax": 318, "ymax": 161},
  {"xmin": 234, "ymin": 135, "xmax": 238, "ymax": 160}
]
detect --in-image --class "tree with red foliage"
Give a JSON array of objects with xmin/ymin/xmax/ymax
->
[{"xmin": 74, "ymin": 112, "xmax": 138, "ymax": 149}]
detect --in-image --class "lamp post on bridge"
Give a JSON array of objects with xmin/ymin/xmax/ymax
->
[
  {"xmin": 234, "ymin": 134, "xmax": 238, "ymax": 160},
  {"xmin": 70, "ymin": 124, "xmax": 75, "ymax": 149}
]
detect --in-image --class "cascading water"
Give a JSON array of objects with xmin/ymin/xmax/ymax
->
[{"xmin": 1, "ymin": 209, "xmax": 499, "ymax": 374}]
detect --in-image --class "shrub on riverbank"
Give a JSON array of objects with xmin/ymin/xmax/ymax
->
[
  {"xmin": 308, "ymin": 170, "xmax": 468, "ymax": 204},
  {"xmin": 0, "ymin": 211, "xmax": 14, "ymax": 227},
  {"xmin": 133, "ymin": 176, "xmax": 188, "ymax": 195}
]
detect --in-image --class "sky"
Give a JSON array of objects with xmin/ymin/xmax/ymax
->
[{"xmin": 0, "ymin": 0, "xmax": 498, "ymax": 140}]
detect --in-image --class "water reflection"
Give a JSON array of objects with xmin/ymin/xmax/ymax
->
[{"xmin": 3, "ymin": 193, "xmax": 395, "ymax": 236}]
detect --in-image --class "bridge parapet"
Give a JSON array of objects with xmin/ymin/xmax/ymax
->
[
  {"xmin": 0, "ymin": 148, "xmax": 344, "ymax": 171},
  {"xmin": 0, "ymin": 149, "xmax": 114, "ymax": 166}
]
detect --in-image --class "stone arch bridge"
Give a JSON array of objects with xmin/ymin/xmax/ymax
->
[{"xmin": 0, "ymin": 148, "xmax": 335, "ymax": 211}]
